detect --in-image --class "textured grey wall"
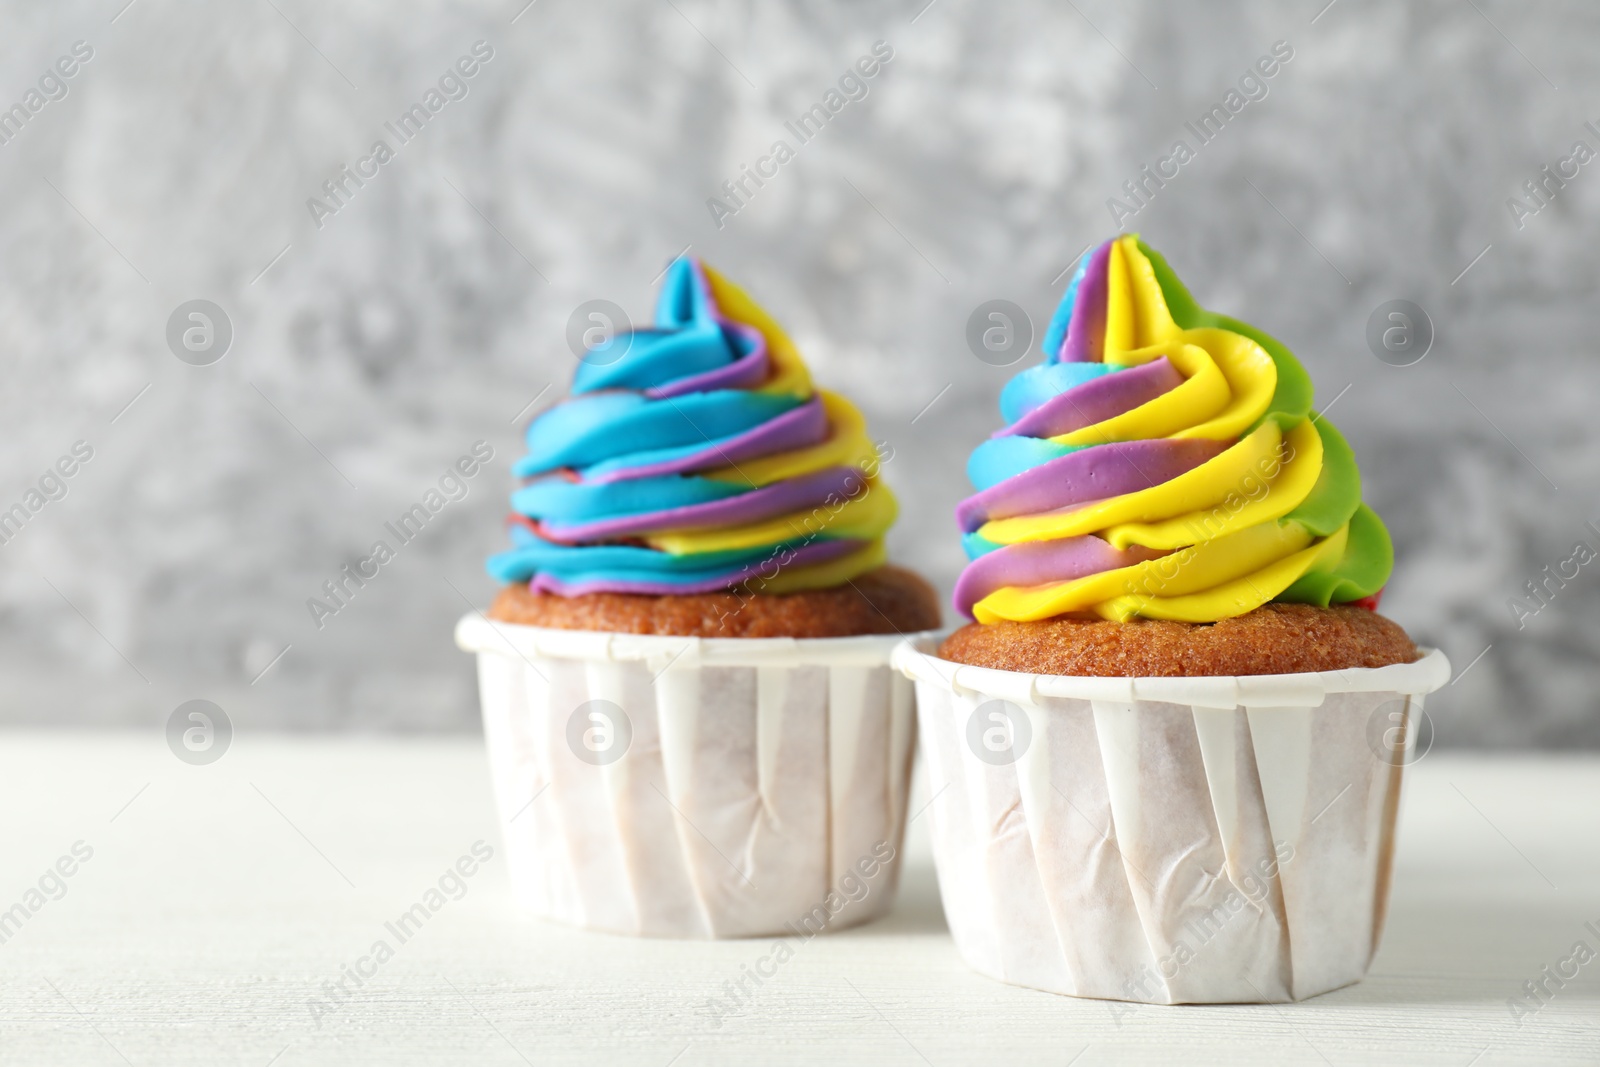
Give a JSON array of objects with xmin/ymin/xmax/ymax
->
[{"xmin": 1, "ymin": 0, "xmax": 1594, "ymax": 742}]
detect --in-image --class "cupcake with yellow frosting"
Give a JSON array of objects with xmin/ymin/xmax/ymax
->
[
  {"xmin": 945, "ymin": 233, "xmax": 1407, "ymax": 667},
  {"xmin": 458, "ymin": 258, "xmax": 936, "ymax": 938},
  {"xmin": 893, "ymin": 235, "xmax": 1449, "ymax": 1003}
]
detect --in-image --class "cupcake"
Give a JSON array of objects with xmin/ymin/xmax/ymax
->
[
  {"xmin": 457, "ymin": 257, "xmax": 939, "ymax": 938},
  {"xmin": 892, "ymin": 234, "xmax": 1448, "ymax": 1002}
]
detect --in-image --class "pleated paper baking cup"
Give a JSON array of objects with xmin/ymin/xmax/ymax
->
[
  {"xmin": 892, "ymin": 636, "xmax": 1450, "ymax": 1004},
  {"xmin": 456, "ymin": 614, "xmax": 922, "ymax": 939}
]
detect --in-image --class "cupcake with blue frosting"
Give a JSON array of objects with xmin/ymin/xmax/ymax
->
[
  {"xmin": 485, "ymin": 257, "xmax": 938, "ymax": 637},
  {"xmin": 458, "ymin": 258, "xmax": 934, "ymax": 939}
]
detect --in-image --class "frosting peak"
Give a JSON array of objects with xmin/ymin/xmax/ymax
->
[
  {"xmin": 955, "ymin": 235, "xmax": 1391, "ymax": 624},
  {"xmin": 490, "ymin": 258, "xmax": 896, "ymax": 598}
]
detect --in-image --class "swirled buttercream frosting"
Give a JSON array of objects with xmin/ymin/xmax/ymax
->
[
  {"xmin": 489, "ymin": 258, "xmax": 895, "ymax": 597},
  {"xmin": 954, "ymin": 234, "xmax": 1391, "ymax": 624}
]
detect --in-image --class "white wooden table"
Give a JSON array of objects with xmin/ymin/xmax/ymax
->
[{"xmin": 1, "ymin": 732, "xmax": 1596, "ymax": 1066}]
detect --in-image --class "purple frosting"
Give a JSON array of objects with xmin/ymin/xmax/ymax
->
[
  {"xmin": 540, "ymin": 465, "xmax": 869, "ymax": 542},
  {"xmin": 529, "ymin": 538, "xmax": 866, "ymax": 597},
  {"xmin": 1060, "ymin": 239, "xmax": 1111, "ymax": 363},
  {"xmin": 952, "ymin": 537, "xmax": 1169, "ymax": 618},
  {"xmin": 956, "ymin": 438, "xmax": 1229, "ymax": 533},
  {"xmin": 586, "ymin": 395, "xmax": 830, "ymax": 484},
  {"xmin": 998, "ymin": 356, "xmax": 1184, "ymax": 441},
  {"xmin": 645, "ymin": 320, "xmax": 770, "ymax": 398}
]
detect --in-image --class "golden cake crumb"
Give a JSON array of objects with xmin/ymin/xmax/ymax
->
[
  {"xmin": 487, "ymin": 565, "xmax": 941, "ymax": 638},
  {"xmin": 938, "ymin": 603, "xmax": 1420, "ymax": 677}
]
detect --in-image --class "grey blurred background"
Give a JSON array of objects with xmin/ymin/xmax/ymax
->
[{"xmin": 0, "ymin": 0, "xmax": 1593, "ymax": 743}]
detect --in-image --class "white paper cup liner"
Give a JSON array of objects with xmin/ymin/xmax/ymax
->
[
  {"xmin": 892, "ymin": 636, "xmax": 1450, "ymax": 1003},
  {"xmin": 456, "ymin": 613, "xmax": 926, "ymax": 939}
]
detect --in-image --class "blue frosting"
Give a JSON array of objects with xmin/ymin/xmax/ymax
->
[
  {"xmin": 492, "ymin": 256, "xmax": 903, "ymax": 599},
  {"xmin": 511, "ymin": 472, "xmax": 745, "ymax": 524},
  {"xmin": 517, "ymin": 389, "xmax": 798, "ymax": 477},
  {"xmin": 570, "ymin": 258, "xmax": 739, "ymax": 393},
  {"xmin": 997, "ymin": 361, "xmax": 1124, "ymax": 425},
  {"xmin": 966, "ymin": 436, "xmax": 1090, "ymax": 492},
  {"xmin": 961, "ymin": 530, "xmax": 1004, "ymax": 562},
  {"xmin": 1040, "ymin": 250, "xmax": 1090, "ymax": 361},
  {"xmin": 488, "ymin": 524, "xmax": 782, "ymax": 584}
]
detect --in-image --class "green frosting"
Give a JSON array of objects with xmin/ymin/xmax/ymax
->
[
  {"xmin": 1282, "ymin": 419, "xmax": 1362, "ymax": 537},
  {"xmin": 1139, "ymin": 237, "xmax": 1392, "ymax": 604},
  {"xmin": 1138, "ymin": 239, "xmax": 1315, "ymax": 433},
  {"xmin": 1280, "ymin": 503, "xmax": 1393, "ymax": 605}
]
